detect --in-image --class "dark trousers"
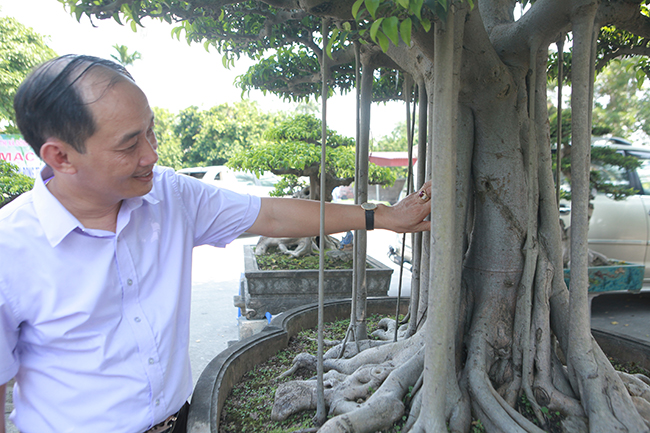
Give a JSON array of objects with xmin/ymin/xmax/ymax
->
[{"xmin": 170, "ymin": 402, "xmax": 189, "ymax": 433}]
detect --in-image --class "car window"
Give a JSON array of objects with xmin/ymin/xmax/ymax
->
[
  {"xmin": 628, "ymin": 152, "xmax": 650, "ymax": 195},
  {"xmin": 592, "ymin": 161, "xmax": 630, "ymax": 188},
  {"xmin": 234, "ymin": 172, "xmax": 257, "ymax": 185},
  {"xmin": 182, "ymin": 171, "xmax": 206, "ymax": 179}
]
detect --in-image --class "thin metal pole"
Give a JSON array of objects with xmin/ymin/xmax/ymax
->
[
  {"xmin": 315, "ymin": 17, "xmax": 329, "ymax": 426},
  {"xmin": 556, "ymin": 36, "xmax": 564, "ymax": 206}
]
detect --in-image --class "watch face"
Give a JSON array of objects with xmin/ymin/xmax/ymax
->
[{"xmin": 361, "ymin": 202, "xmax": 378, "ymax": 210}]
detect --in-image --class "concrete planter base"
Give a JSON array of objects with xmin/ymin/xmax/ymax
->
[
  {"xmin": 237, "ymin": 245, "xmax": 393, "ymax": 318},
  {"xmin": 187, "ymin": 297, "xmax": 409, "ymax": 433}
]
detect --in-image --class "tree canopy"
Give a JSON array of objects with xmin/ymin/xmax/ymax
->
[
  {"xmin": 0, "ymin": 16, "xmax": 56, "ymax": 133},
  {"xmin": 228, "ymin": 113, "xmax": 395, "ymax": 200}
]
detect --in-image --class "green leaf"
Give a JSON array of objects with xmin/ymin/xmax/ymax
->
[
  {"xmin": 352, "ymin": 0, "xmax": 365, "ymax": 18},
  {"xmin": 410, "ymin": 0, "xmax": 424, "ymax": 19},
  {"xmin": 376, "ymin": 31, "xmax": 389, "ymax": 52},
  {"xmin": 365, "ymin": 0, "xmax": 381, "ymax": 19},
  {"xmin": 382, "ymin": 16, "xmax": 399, "ymax": 46},
  {"xmin": 370, "ymin": 17, "xmax": 384, "ymax": 42},
  {"xmin": 397, "ymin": 0, "xmax": 410, "ymax": 8},
  {"xmin": 326, "ymin": 28, "xmax": 339, "ymax": 59},
  {"xmin": 400, "ymin": 18, "xmax": 412, "ymax": 46},
  {"xmin": 421, "ymin": 17, "xmax": 432, "ymax": 32},
  {"xmin": 130, "ymin": 20, "xmax": 137, "ymax": 32}
]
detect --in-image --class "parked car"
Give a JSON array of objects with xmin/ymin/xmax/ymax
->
[
  {"xmin": 388, "ymin": 136, "xmax": 650, "ymax": 283},
  {"xmin": 176, "ymin": 166, "xmax": 280, "ymax": 197}
]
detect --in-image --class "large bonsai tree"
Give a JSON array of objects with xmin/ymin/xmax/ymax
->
[
  {"xmin": 57, "ymin": 0, "xmax": 650, "ymax": 431},
  {"xmin": 228, "ymin": 113, "xmax": 395, "ymax": 201}
]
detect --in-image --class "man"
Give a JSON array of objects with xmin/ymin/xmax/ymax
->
[{"xmin": 0, "ymin": 55, "xmax": 432, "ymax": 433}]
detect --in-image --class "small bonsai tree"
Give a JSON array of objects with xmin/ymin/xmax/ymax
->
[
  {"xmin": 0, "ymin": 160, "xmax": 34, "ymax": 208},
  {"xmin": 227, "ymin": 114, "xmax": 395, "ymax": 202}
]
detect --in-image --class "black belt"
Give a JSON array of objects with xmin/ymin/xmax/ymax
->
[{"xmin": 142, "ymin": 402, "xmax": 189, "ymax": 433}]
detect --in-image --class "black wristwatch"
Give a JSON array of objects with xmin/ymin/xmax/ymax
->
[{"xmin": 361, "ymin": 202, "xmax": 378, "ymax": 231}]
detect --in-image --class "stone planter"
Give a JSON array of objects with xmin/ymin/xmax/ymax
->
[
  {"xmin": 187, "ymin": 297, "xmax": 409, "ymax": 433},
  {"xmin": 237, "ymin": 245, "xmax": 393, "ymax": 318},
  {"xmin": 186, "ymin": 297, "xmax": 650, "ymax": 433},
  {"xmin": 563, "ymin": 261, "xmax": 644, "ymax": 306}
]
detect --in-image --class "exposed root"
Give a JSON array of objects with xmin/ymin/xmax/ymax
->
[
  {"xmin": 619, "ymin": 371, "xmax": 650, "ymax": 427},
  {"xmin": 318, "ymin": 348, "xmax": 424, "ymax": 433},
  {"xmin": 277, "ymin": 352, "xmax": 319, "ymax": 379},
  {"xmin": 271, "ymin": 364, "xmax": 395, "ymax": 421},
  {"xmin": 324, "ymin": 332, "xmax": 424, "ymax": 375},
  {"xmin": 324, "ymin": 339, "xmax": 389, "ymax": 360},
  {"xmin": 370, "ymin": 317, "xmax": 408, "ymax": 341}
]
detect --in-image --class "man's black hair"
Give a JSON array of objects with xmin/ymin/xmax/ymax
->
[{"xmin": 14, "ymin": 54, "xmax": 135, "ymax": 155}]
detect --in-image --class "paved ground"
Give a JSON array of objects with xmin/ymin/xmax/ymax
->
[{"xmin": 3, "ymin": 231, "xmax": 649, "ymax": 432}]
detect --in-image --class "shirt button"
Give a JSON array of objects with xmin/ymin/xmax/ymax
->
[
  {"xmin": 134, "ymin": 317, "xmax": 141, "ymax": 323},
  {"xmin": 149, "ymin": 358, "xmax": 155, "ymax": 365},
  {"xmin": 127, "ymin": 279, "xmax": 133, "ymax": 286},
  {"xmin": 155, "ymin": 399, "xmax": 160, "ymax": 406}
]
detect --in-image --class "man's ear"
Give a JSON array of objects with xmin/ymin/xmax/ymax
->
[{"xmin": 40, "ymin": 138, "xmax": 78, "ymax": 175}]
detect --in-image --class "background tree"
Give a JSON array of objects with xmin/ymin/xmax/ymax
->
[
  {"xmin": 175, "ymin": 100, "xmax": 279, "ymax": 167},
  {"xmin": 0, "ymin": 160, "xmax": 34, "ymax": 208},
  {"xmin": 57, "ymin": 0, "xmax": 650, "ymax": 432},
  {"xmin": 110, "ymin": 43, "xmax": 142, "ymax": 67},
  {"xmin": 152, "ymin": 106, "xmax": 183, "ymax": 170},
  {"xmin": 0, "ymin": 16, "xmax": 56, "ymax": 133},
  {"xmin": 228, "ymin": 113, "xmax": 395, "ymax": 201}
]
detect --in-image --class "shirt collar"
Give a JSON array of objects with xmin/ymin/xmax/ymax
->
[{"xmin": 33, "ymin": 166, "xmax": 162, "ymax": 247}]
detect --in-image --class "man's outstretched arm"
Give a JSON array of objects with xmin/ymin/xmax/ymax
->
[{"xmin": 248, "ymin": 181, "xmax": 432, "ymax": 238}]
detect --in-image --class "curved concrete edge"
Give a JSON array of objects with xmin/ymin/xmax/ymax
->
[
  {"xmin": 592, "ymin": 329, "xmax": 650, "ymax": 371},
  {"xmin": 187, "ymin": 297, "xmax": 409, "ymax": 433}
]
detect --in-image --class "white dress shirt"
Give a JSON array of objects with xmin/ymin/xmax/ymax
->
[{"xmin": 0, "ymin": 165, "xmax": 261, "ymax": 433}]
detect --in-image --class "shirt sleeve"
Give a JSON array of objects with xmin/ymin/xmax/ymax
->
[
  {"xmin": 172, "ymin": 170, "xmax": 262, "ymax": 247},
  {"xmin": 0, "ymin": 282, "xmax": 20, "ymax": 384}
]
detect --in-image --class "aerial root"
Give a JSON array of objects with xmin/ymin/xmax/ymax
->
[
  {"xmin": 318, "ymin": 347, "xmax": 425, "ymax": 433},
  {"xmin": 466, "ymin": 338, "xmax": 546, "ymax": 433},
  {"xmin": 370, "ymin": 317, "xmax": 408, "ymax": 341}
]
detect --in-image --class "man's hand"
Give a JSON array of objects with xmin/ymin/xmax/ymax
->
[
  {"xmin": 376, "ymin": 180, "xmax": 432, "ymax": 233},
  {"xmin": 248, "ymin": 180, "xmax": 432, "ymax": 237}
]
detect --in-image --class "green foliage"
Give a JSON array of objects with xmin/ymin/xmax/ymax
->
[
  {"xmin": 0, "ymin": 16, "xmax": 57, "ymax": 133},
  {"xmin": 254, "ymin": 248, "xmax": 357, "ymax": 270},
  {"xmin": 0, "ymin": 160, "xmax": 34, "ymax": 208},
  {"xmin": 549, "ymin": 108, "xmax": 642, "ymax": 201},
  {"xmin": 227, "ymin": 114, "xmax": 395, "ymax": 200},
  {"xmin": 152, "ymin": 107, "xmax": 183, "ymax": 170},
  {"xmin": 174, "ymin": 100, "xmax": 280, "ymax": 167},
  {"xmin": 110, "ymin": 44, "xmax": 142, "ymax": 66}
]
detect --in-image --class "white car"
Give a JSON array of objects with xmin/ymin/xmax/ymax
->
[
  {"xmin": 388, "ymin": 137, "xmax": 650, "ymax": 283},
  {"xmin": 560, "ymin": 137, "xmax": 650, "ymax": 283},
  {"xmin": 176, "ymin": 166, "xmax": 280, "ymax": 197}
]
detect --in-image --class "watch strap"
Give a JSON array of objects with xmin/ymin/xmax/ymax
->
[{"xmin": 365, "ymin": 208, "xmax": 374, "ymax": 231}]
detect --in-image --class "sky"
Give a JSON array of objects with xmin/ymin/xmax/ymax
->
[{"xmin": 0, "ymin": 0, "xmax": 404, "ymax": 140}]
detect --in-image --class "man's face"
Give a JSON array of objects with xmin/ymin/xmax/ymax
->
[{"xmin": 70, "ymin": 74, "xmax": 158, "ymax": 205}]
